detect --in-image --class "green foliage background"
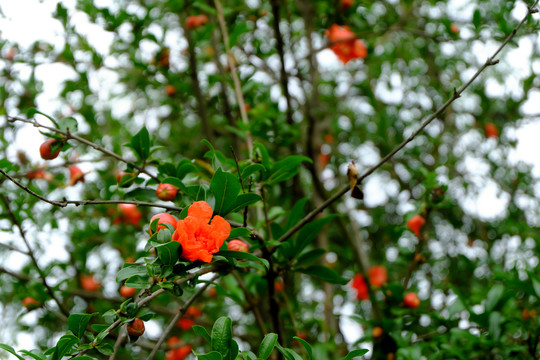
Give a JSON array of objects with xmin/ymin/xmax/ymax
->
[{"xmin": 0, "ymin": 0, "xmax": 540, "ymax": 359}]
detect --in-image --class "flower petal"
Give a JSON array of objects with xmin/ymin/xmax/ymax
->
[
  {"xmin": 210, "ymin": 215, "xmax": 231, "ymax": 248},
  {"xmin": 188, "ymin": 201, "xmax": 213, "ymax": 223}
]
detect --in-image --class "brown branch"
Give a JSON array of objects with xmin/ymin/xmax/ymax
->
[
  {"xmin": 270, "ymin": 0, "xmax": 293, "ymax": 125},
  {"xmin": 88, "ymin": 265, "xmax": 217, "ymax": 348},
  {"xmin": 0, "ymin": 194, "xmax": 70, "ymax": 318},
  {"xmin": 184, "ymin": 25, "xmax": 212, "ymax": 140},
  {"xmin": 146, "ymin": 274, "xmax": 218, "ymax": 360},
  {"xmin": 7, "ymin": 116, "xmax": 159, "ymax": 181},
  {"xmin": 212, "ymin": 0, "xmax": 254, "ymax": 155},
  {"xmin": 273, "ymin": 1, "xmax": 538, "ymax": 246},
  {"xmin": 0, "ymin": 169, "xmax": 264, "ymax": 238}
]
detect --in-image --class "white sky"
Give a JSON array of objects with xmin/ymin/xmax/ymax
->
[{"xmin": 0, "ymin": 0, "xmax": 539, "ymax": 356}]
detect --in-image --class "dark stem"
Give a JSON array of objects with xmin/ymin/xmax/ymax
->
[{"xmin": 0, "ymin": 194, "xmax": 70, "ymax": 318}]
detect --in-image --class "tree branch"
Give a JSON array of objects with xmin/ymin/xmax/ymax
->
[
  {"xmin": 270, "ymin": 0, "xmax": 294, "ymax": 125},
  {"xmin": 212, "ymin": 0, "xmax": 254, "ymax": 156},
  {"xmin": 0, "ymin": 194, "xmax": 70, "ymax": 318},
  {"xmin": 7, "ymin": 116, "xmax": 159, "ymax": 181},
  {"xmin": 146, "ymin": 274, "xmax": 218, "ymax": 360}
]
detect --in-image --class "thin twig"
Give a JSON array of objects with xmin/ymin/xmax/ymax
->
[
  {"xmin": 109, "ymin": 327, "xmax": 126, "ymax": 360},
  {"xmin": 146, "ymin": 274, "xmax": 219, "ymax": 360},
  {"xmin": 0, "ymin": 194, "xmax": 70, "ymax": 318},
  {"xmin": 212, "ymin": 0, "xmax": 254, "ymax": 156},
  {"xmin": 7, "ymin": 116, "xmax": 159, "ymax": 181},
  {"xmin": 274, "ymin": 1, "xmax": 539, "ymax": 245},
  {"xmin": 232, "ymin": 270, "xmax": 266, "ymax": 335},
  {"xmin": 0, "ymin": 169, "xmax": 263, "ymax": 235},
  {"xmin": 0, "ymin": 242, "xmax": 29, "ymax": 255},
  {"xmin": 85, "ymin": 266, "xmax": 217, "ymax": 351}
]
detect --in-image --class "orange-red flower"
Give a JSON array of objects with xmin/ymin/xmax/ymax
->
[
  {"xmin": 176, "ymin": 306, "xmax": 202, "ymax": 330},
  {"xmin": 351, "ymin": 273, "xmax": 369, "ymax": 300},
  {"xmin": 166, "ymin": 344, "xmax": 192, "ymax": 360},
  {"xmin": 325, "ymin": 25, "xmax": 367, "ymax": 63},
  {"xmin": 368, "ymin": 265, "xmax": 388, "ymax": 287},
  {"xmin": 185, "ymin": 15, "xmax": 209, "ymax": 29},
  {"xmin": 172, "ymin": 201, "xmax": 230, "ymax": 263}
]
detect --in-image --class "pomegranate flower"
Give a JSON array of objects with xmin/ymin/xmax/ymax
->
[
  {"xmin": 325, "ymin": 24, "xmax": 367, "ymax": 63},
  {"xmin": 172, "ymin": 201, "xmax": 230, "ymax": 263},
  {"xmin": 351, "ymin": 273, "xmax": 369, "ymax": 300}
]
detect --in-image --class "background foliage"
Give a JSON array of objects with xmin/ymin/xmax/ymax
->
[{"xmin": 1, "ymin": 0, "xmax": 540, "ymax": 359}]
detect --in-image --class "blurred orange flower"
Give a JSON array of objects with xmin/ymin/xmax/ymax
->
[
  {"xmin": 325, "ymin": 25, "xmax": 367, "ymax": 63},
  {"xmin": 351, "ymin": 273, "xmax": 369, "ymax": 300}
]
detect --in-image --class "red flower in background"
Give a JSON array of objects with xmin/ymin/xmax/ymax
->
[
  {"xmin": 185, "ymin": 15, "xmax": 209, "ymax": 29},
  {"xmin": 176, "ymin": 306, "xmax": 202, "ymax": 330},
  {"xmin": 369, "ymin": 265, "xmax": 388, "ymax": 287},
  {"xmin": 351, "ymin": 273, "xmax": 369, "ymax": 300},
  {"xmin": 69, "ymin": 166, "xmax": 85, "ymax": 186},
  {"xmin": 115, "ymin": 204, "xmax": 142, "ymax": 226},
  {"xmin": 325, "ymin": 25, "xmax": 367, "ymax": 63},
  {"xmin": 172, "ymin": 201, "xmax": 230, "ymax": 263}
]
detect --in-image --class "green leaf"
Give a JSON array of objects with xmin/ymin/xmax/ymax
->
[
  {"xmin": 241, "ymin": 163, "xmax": 265, "ymax": 181},
  {"xmin": 71, "ymin": 357, "xmax": 99, "ymax": 360},
  {"xmin": 216, "ymin": 250, "xmax": 269, "ymax": 270},
  {"xmin": 94, "ymin": 329, "xmax": 109, "ymax": 346},
  {"xmin": 267, "ymin": 156, "xmax": 312, "ymax": 185},
  {"xmin": 230, "ymin": 339, "xmax": 239, "ymax": 360},
  {"xmin": 193, "ymin": 351, "xmax": 223, "ymax": 360},
  {"xmin": 489, "ymin": 311, "xmax": 502, "ymax": 340},
  {"xmin": 275, "ymin": 344, "xmax": 303, "ymax": 360},
  {"xmin": 68, "ymin": 313, "xmax": 95, "ymax": 339},
  {"xmin": 292, "ymin": 337, "xmax": 312, "ymax": 360},
  {"xmin": 155, "ymin": 241, "xmax": 180, "ymax": 266},
  {"xmin": 130, "ymin": 126, "xmax": 151, "ymax": 160},
  {"xmin": 116, "ymin": 264, "xmax": 147, "ymax": 282},
  {"xmin": 473, "ymin": 9, "xmax": 482, "ymax": 30},
  {"xmin": 96, "ymin": 344, "xmax": 114, "ymax": 356},
  {"xmin": 177, "ymin": 162, "xmax": 197, "ymax": 179},
  {"xmin": 284, "ymin": 198, "xmax": 309, "ymax": 231},
  {"xmin": 210, "ymin": 168, "xmax": 242, "ymax": 215},
  {"xmin": 125, "ymin": 275, "xmax": 152, "ymax": 289},
  {"xmin": 258, "ymin": 333, "xmax": 278, "ymax": 360},
  {"xmin": 52, "ymin": 334, "xmax": 80, "ymax": 360},
  {"xmin": 528, "ymin": 271, "xmax": 540, "ymax": 299},
  {"xmin": 485, "ymin": 284, "xmax": 504, "ymax": 312},
  {"xmin": 193, "ymin": 325, "xmax": 211, "ymax": 343},
  {"xmin": 58, "ymin": 117, "xmax": 78, "ymax": 132},
  {"xmin": 294, "ymin": 215, "xmax": 338, "ymax": 255},
  {"xmin": 20, "ymin": 350, "xmax": 46, "ymax": 360},
  {"xmin": 211, "ymin": 316, "xmax": 232, "ymax": 360},
  {"xmin": 227, "ymin": 227, "xmax": 251, "ymax": 240},
  {"xmin": 241, "ymin": 351, "xmax": 258, "ymax": 360},
  {"xmin": 296, "ymin": 265, "xmax": 348, "ymax": 285},
  {"xmin": 27, "ymin": 108, "xmax": 59, "ymax": 127},
  {"xmin": 227, "ymin": 193, "xmax": 262, "ymax": 214},
  {"xmin": 296, "ymin": 249, "xmax": 326, "ymax": 266},
  {"xmin": 342, "ymin": 349, "xmax": 369, "ymax": 360},
  {"xmin": 0, "ymin": 344, "xmax": 25, "ymax": 360},
  {"xmin": 186, "ymin": 184, "xmax": 209, "ymax": 201}
]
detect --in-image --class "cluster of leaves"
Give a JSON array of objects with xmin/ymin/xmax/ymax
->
[{"xmin": 0, "ymin": 0, "xmax": 540, "ymax": 359}]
